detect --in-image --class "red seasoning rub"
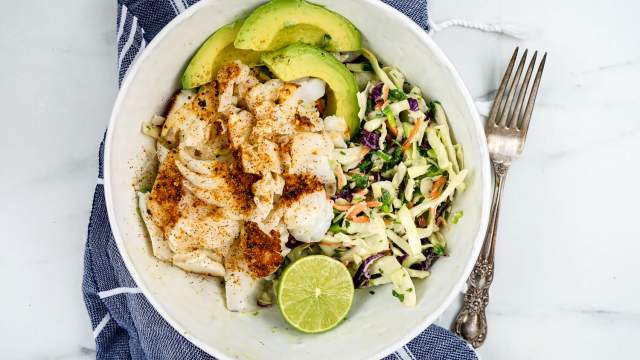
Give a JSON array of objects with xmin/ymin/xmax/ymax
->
[
  {"xmin": 240, "ymin": 222, "xmax": 284, "ymax": 278},
  {"xmin": 189, "ymin": 82, "xmax": 219, "ymax": 122},
  {"xmin": 276, "ymin": 82, "xmax": 300, "ymax": 104},
  {"xmin": 280, "ymin": 174, "xmax": 325, "ymax": 205},
  {"xmin": 147, "ymin": 151, "xmax": 183, "ymax": 230},
  {"xmin": 216, "ymin": 62, "xmax": 242, "ymax": 91},
  {"xmin": 209, "ymin": 161, "xmax": 261, "ymax": 217}
]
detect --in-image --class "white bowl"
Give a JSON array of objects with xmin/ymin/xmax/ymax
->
[{"xmin": 104, "ymin": 0, "xmax": 491, "ymax": 359}]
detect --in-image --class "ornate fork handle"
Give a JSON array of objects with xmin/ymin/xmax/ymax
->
[{"xmin": 453, "ymin": 162, "xmax": 508, "ymax": 348}]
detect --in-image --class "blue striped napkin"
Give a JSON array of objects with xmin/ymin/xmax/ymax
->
[{"xmin": 83, "ymin": 1, "xmax": 478, "ymax": 359}]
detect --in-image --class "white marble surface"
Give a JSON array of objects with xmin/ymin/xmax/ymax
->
[{"xmin": 0, "ymin": 0, "xmax": 638, "ymax": 359}]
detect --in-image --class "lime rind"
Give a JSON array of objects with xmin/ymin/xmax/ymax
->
[{"xmin": 277, "ymin": 255, "xmax": 354, "ymax": 333}]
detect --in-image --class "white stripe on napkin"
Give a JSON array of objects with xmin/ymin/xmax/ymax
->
[
  {"xmin": 92, "ymin": 313, "xmax": 111, "ymax": 339},
  {"xmin": 98, "ymin": 287, "xmax": 143, "ymax": 299},
  {"xmin": 395, "ymin": 346, "xmax": 414, "ymax": 360},
  {"xmin": 116, "ymin": 5, "xmax": 127, "ymax": 43},
  {"xmin": 130, "ymin": 37, "xmax": 147, "ymax": 69},
  {"xmin": 404, "ymin": 346, "xmax": 417, "ymax": 360},
  {"xmin": 171, "ymin": 0, "xmax": 186, "ymax": 14},
  {"xmin": 118, "ymin": 16, "xmax": 139, "ymax": 69},
  {"xmin": 166, "ymin": 0, "xmax": 178, "ymax": 15},
  {"xmin": 96, "ymin": 178, "xmax": 104, "ymax": 185}
]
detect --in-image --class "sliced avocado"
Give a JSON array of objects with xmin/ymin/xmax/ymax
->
[
  {"xmin": 235, "ymin": 0, "xmax": 362, "ymax": 52},
  {"xmin": 262, "ymin": 43, "xmax": 359, "ymax": 137},
  {"xmin": 181, "ymin": 20, "xmax": 262, "ymax": 89}
]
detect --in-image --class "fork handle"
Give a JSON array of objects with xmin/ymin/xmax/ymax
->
[{"xmin": 452, "ymin": 163, "xmax": 508, "ymax": 348}]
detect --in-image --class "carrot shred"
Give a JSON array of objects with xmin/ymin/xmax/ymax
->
[
  {"xmin": 332, "ymin": 203, "xmax": 352, "ymax": 211},
  {"xmin": 366, "ymin": 201, "xmax": 383, "ymax": 208},
  {"xmin": 387, "ymin": 121, "xmax": 398, "ymax": 136},
  {"xmin": 354, "ymin": 188, "xmax": 369, "ymax": 196},
  {"xmin": 361, "ymin": 147, "xmax": 371, "ymax": 157},
  {"xmin": 346, "ymin": 202, "xmax": 368, "ymax": 219},
  {"xmin": 351, "ymin": 215, "xmax": 370, "ymax": 223},
  {"xmin": 430, "ymin": 176, "xmax": 447, "ymax": 199},
  {"xmin": 334, "ymin": 165, "xmax": 345, "ymax": 189},
  {"xmin": 401, "ymin": 117, "xmax": 424, "ymax": 152},
  {"xmin": 319, "ymin": 241, "xmax": 341, "ymax": 247}
]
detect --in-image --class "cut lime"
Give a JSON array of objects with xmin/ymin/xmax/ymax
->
[{"xmin": 277, "ymin": 255, "xmax": 354, "ymax": 333}]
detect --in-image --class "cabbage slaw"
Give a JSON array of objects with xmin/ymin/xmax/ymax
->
[{"xmin": 315, "ymin": 49, "xmax": 467, "ymax": 306}]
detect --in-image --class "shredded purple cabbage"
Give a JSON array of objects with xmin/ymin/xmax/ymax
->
[
  {"xmin": 436, "ymin": 202, "xmax": 448, "ymax": 218},
  {"xmin": 353, "ymin": 252, "xmax": 387, "ymax": 288},
  {"xmin": 420, "ymin": 135, "xmax": 431, "ymax": 150},
  {"xmin": 411, "ymin": 247, "xmax": 440, "ymax": 271},
  {"xmin": 285, "ymin": 235, "xmax": 304, "ymax": 249},
  {"xmin": 408, "ymin": 98, "xmax": 419, "ymax": 111},
  {"xmin": 370, "ymin": 82, "xmax": 384, "ymax": 102},
  {"xmin": 336, "ymin": 187, "xmax": 354, "ymax": 202},
  {"xmin": 360, "ymin": 129, "xmax": 380, "ymax": 150},
  {"xmin": 370, "ymin": 172, "xmax": 381, "ymax": 183}
]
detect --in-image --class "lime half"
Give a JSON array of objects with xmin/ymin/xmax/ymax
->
[{"xmin": 277, "ymin": 255, "xmax": 354, "ymax": 333}]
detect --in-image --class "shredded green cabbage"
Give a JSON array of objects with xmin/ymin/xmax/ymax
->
[
  {"xmin": 360, "ymin": 48, "xmax": 397, "ymax": 90},
  {"xmin": 433, "ymin": 102, "xmax": 460, "ymax": 173},
  {"xmin": 398, "ymin": 206, "xmax": 421, "ymax": 255},
  {"xmin": 426, "ymin": 126, "xmax": 452, "ymax": 173},
  {"xmin": 411, "ymin": 169, "xmax": 468, "ymax": 217},
  {"xmin": 384, "ymin": 66, "xmax": 406, "ymax": 89}
]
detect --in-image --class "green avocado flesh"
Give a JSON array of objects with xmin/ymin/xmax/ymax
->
[
  {"xmin": 181, "ymin": 20, "xmax": 262, "ymax": 89},
  {"xmin": 262, "ymin": 43, "xmax": 360, "ymax": 137},
  {"xmin": 235, "ymin": 0, "xmax": 362, "ymax": 52}
]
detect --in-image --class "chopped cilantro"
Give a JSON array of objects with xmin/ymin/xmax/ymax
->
[
  {"xmin": 389, "ymin": 89, "xmax": 408, "ymax": 102},
  {"xmin": 339, "ymin": 150, "xmax": 346, "ymax": 156},
  {"xmin": 375, "ymin": 150, "xmax": 392, "ymax": 162},
  {"xmin": 366, "ymin": 97, "xmax": 374, "ymax": 113},
  {"xmin": 443, "ymin": 207, "xmax": 451, "ymax": 221},
  {"xmin": 426, "ymin": 148, "xmax": 437, "ymax": 159},
  {"xmin": 380, "ymin": 189, "xmax": 393, "ymax": 213},
  {"xmin": 392, "ymin": 290, "xmax": 405, "ymax": 302},
  {"xmin": 382, "ymin": 106, "xmax": 397, "ymax": 129},
  {"xmin": 351, "ymin": 173, "xmax": 370, "ymax": 189},
  {"xmin": 451, "ymin": 211, "xmax": 464, "ymax": 224},
  {"xmin": 358, "ymin": 154, "xmax": 373, "ymax": 172},
  {"xmin": 428, "ymin": 100, "xmax": 439, "ymax": 118},
  {"xmin": 433, "ymin": 245, "xmax": 446, "ymax": 256},
  {"xmin": 407, "ymin": 288, "xmax": 413, "ymax": 293},
  {"xmin": 382, "ymin": 145, "xmax": 403, "ymax": 171},
  {"xmin": 418, "ymin": 146, "xmax": 430, "ymax": 157},
  {"xmin": 426, "ymin": 165, "xmax": 445, "ymax": 177},
  {"xmin": 139, "ymin": 184, "xmax": 152, "ymax": 193},
  {"xmin": 332, "ymin": 248, "xmax": 345, "ymax": 260},
  {"xmin": 329, "ymin": 223, "xmax": 342, "ymax": 233}
]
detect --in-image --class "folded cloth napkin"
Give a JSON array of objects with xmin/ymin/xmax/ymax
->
[{"xmin": 83, "ymin": 1, "xmax": 478, "ymax": 359}]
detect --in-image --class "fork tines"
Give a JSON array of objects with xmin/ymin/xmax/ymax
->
[{"xmin": 487, "ymin": 47, "xmax": 547, "ymax": 136}]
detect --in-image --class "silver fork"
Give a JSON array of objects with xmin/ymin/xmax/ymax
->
[{"xmin": 452, "ymin": 47, "xmax": 547, "ymax": 348}]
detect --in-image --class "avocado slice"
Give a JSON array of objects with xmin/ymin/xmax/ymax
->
[
  {"xmin": 235, "ymin": 0, "xmax": 362, "ymax": 52},
  {"xmin": 262, "ymin": 43, "xmax": 359, "ymax": 137},
  {"xmin": 181, "ymin": 20, "xmax": 262, "ymax": 89}
]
